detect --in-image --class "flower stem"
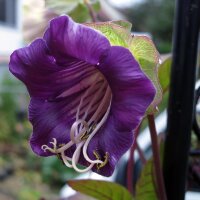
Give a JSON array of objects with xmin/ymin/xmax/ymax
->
[
  {"xmin": 127, "ymin": 127, "xmax": 140, "ymax": 195},
  {"xmin": 136, "ymin": 141, "xmax": 147, "ymax": 165},
  {"xmin": 148, "ymin": 114, "xmax": 167, "ymax": 200},
  {"xmin": 127, "ymin": 143, "xmax": 135, "ymax": 195},
  {"xmin": 84, "ymin": 0, "xmax": 97, "ymax": 22}
]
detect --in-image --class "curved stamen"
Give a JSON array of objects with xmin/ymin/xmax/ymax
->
[
  {"xmin": 76, "ymin": 74, "xmax": 100, "ymax": 121},
  {"xmin": 82, "ymin": 81, "xmax": 106, "ymax": 121},
  {"xmin": 97, "ymin": 152, "xmax": 109, "ymax": 170},
  {"xmin": 42, "ymin": 138, "xmax": 74, "ymax": 154},
  {"xmin": 41, "ymin": 74, "xmax": 112, "ymax": 172},
  {"xmin": 72, "ymin": 142, "xmax": 95, "ymax": 173},
  {"xmin": 69, "ymin": 80, "xmax": 103, "ymax": 117},
  {"xmin": 61, "ymin": 152, "xmax": 73, "ymax": 168},
  {"xmin": 70, "ymin": 119, "xmax": 89, "ymax": 143},
  {"xmin": 41, "ymin": 137, "xmax": 57, "ymax": 153},
  {"xmin": 88, "ymin": 86, "xmax": 111, "ymax": 125},
  {"xmin": 55, "ymin": 140, "xmax": 74, "ymax": 153},
  {"xmin": 78, "ymin": 81, "xmax": 106, "ymax": 132},
  {"xmin": 82, "ymin": 92, "xmax": 112, "ymax": 164}
]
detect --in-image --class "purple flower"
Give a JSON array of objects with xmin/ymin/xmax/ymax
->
[{"xmin": 9, "ymin": 15, "xmax": 155, "ymax": 176}]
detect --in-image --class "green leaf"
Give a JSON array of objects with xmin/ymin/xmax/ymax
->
[
  {"xmin": 68, "ymin": 179, "xmax": 133, "ymax": 200},
  {"xmin": 45, "ymin": 0, "xmax": 80, "ymax": 14},
  {"xmin": 86, "ymin": 22, "xmax": 131, "ymax": 47},
  {"xmin": 45, "ymin": 0, "xmax": 101, "ymax": 23},
  {"xmin": 158, "ymin": 57, "xmax": 171, "ymax": 93},
  {"xmin": 136, "ymin": 159, "xmax": 158, "ymax": 200},
  {"xmin": 69, "ymin": 3, "xmax": 89, "ymax": 23},
  {"xmin": 68, "ymin": 193, "xmax": 96, "ymax": 200},
  {"xmin": 112, "ymin": 20, "xmax": 132, "ymax": 32},
  {"xmin": 130, "ymin": 36, "xmax": 162, "ymax": 114},
  {"xmin": 91, "ymin": 0, "xmax": 101, "ymax": 12},
  {"xmin": 136, "ymin": 138, "xmax": 165, "ymax": 200}
]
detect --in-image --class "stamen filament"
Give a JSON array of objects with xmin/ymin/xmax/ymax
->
[
  {"xmin": 82, "ymin": 81, "xmax": 106, "ymax": 121},
  {"xmin": 78, "ymin": 81, "xmax": 106, "ymax": 132},
  {"xmin": 42, "ymin": 139, "xmax": 74, "ymax": 154},
  {"xmin": 70, "ymin": 119, "xmax": 89, "ymax": 143},
  {"xmin": 97, "ymin": 152, "xmax": 109, "ymax": 170},
  {"xmin": 88, "ymin": 86, "xmax": 111, "ymax": 125},
  {"xmin": 82, "ymin": 94, "xmax": 112, "ymax": 164},
  {"xmin": 72, "ymin": 142, "xmax": 95, "ymax": 173},
  {"xmin": 76, "ymin": 74, "xmax": 99, "ymax": 121},
  {"xmin": 61, "ymin": 152, "xmax": 73, "ymax": 168},
  {"xmin": 41, "ymin": 73, "xmax": 112, "ymax": 173}
]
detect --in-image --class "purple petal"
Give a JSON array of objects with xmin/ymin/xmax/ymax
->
[
  {"xmin": 29, "ymin": 97, "xmax": 75, "ymax": 157},
  {"xmin": 29, "ymin": 60, "xmax": 107, "ymax": 157},
  {"xmin": 86, "ymin": 46, "xmax": 156, "ymax": 176},
  {"xmin": 9, "ymin": 38, "xmax": 97, "ymax": 99},
  {"xmin": 9, "ymin": 39, "xmax": 60, "ymax": 98},
  {"xmin": 44, "ymin": 15, "xmax": 110, "ymax": 65}
]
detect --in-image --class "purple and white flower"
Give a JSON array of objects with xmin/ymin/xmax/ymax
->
[{"xmin": 9, "ymin": 15, "xmax": 155, "ymax": 176}]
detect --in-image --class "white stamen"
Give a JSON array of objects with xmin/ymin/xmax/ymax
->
[
  {"xmin": 42, "ymin": 139, "xmax": 74, "ymax": 154},
  {"xmin": 61, "ymin": 152, "xmax": 73, "ymax": 168},
  {"xmin": 41, "ymin": 72, "xmax": 112, "ymax": 173},
  {"xmin": 88, "ymin": 87, "xmax": 111, "ymax": 125},
  {"xmin": 72, "ymin": 141, "xmax": 95, "ymax": 173},
  {"xmin": 70, "ymin": 119, "xmax": 89, "ymax": 143},
  {"xmin": 76, "ymin": 74, "xmax": 99, "ymax": 121},
  {"xmin": 78, "ymin": 81, "xmax": 106, "ymax": 132},
  {"xmin": 82, "ymin": 81, "xmax": 106, "ymax": 121},
  {"xmin": 82, "ymin": 91, "xmax": 112, "ymax": 164}
]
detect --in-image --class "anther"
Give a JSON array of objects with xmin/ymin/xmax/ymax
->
[
  {"xmin": 97, "ymin": 152, "xmax": 109, "ymax": 170},
  {"xmin": 80, "ymin": 124, "xmax": 97, "ymax": 141},
  {"xmin": 80, "ymin": 131, "xmax": 89, "ymax": 140},
  {"xmin": 93, "ymin": 150, "xmax": 101, "ymax": 160},
  {"xmin": 41, "ymin": 77, "xmax": 112, "ymax": 174},
  {"xmin": 70, "ymin": 119, "xmax": 89, "ymax": 143},
  {"xmin": 59, "ymin": 144, "xmax": 65, "ymax": 147}
]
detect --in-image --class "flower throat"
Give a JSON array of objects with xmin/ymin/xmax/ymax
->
[{"xmin": 41, "ymin": 73, "xmax": 112, "ymax": 173}]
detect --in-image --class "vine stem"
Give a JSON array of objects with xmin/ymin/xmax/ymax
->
[
  {"xmin": 136, "ymin": 141, "xmax": 147, "ymax": 165},
  {"xmin": 127, "ymin": 143, "xmax": 135, "ymax": 195},
  {"xmin": 148, "ymin": 114, "xmax": 167, "ymax": 200},
  {"xmin": 84, "ymin": 0, "xmax": 97, "ymax": 22},
  {"xmin": 127, "ymin": 126, "xmax": 140, "ymax": 195}
]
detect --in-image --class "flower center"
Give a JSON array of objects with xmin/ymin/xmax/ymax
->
[{"xmin": 41, "ymin": 72, "xmax": 112, "ymax": 173}]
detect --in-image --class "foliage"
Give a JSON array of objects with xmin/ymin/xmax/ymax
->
[
  {"xmin": 17, "ymin": 187, "xmax": 41, "ymax": 200},
  {"xmin": 41, "ymin": 156, "xmax": 78, "ymax": 186},
  {"xmin": 130, "ymin": 36, "xmax": 162, "ymax": 113},
  {"xmin": 158, "ymin": 57, "xmax": 172, "ymax": 93},
  {"xmin": 136, "ymin": 159, "xmax": 158, "ymax": 200},
  {"xmin": 0, "ymin": 73, "xmax": 18, "ymax": 142},
  {"xmin": 0, "ymin": 73, "xmax": 78, "ymax": 196},
  {"xmin": 45, "ymin": 0, "xmax": 100, "ymax": 22},
  {"xmin": 68, "ymin": 179, "xmax": 133, "ymax": 200}
]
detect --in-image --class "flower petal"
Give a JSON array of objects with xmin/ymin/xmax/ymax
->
[
  {"xmin": 28, "ymin": 65, "xmax": 107, "ymax": 157},
  {"xmin": 87, "ymin": 46, "xmax": 156, "ymax": 176},
  {"xmin": 44, "ymin": 15, "xmax": 110, "ymax": 65},
  {"xmin": 9, "ymin": 38, "xmax": 98, "ymax": 99},
  {"xmin": 29, "ymin": 97, "xmax": 75, "ymax": 156},
  {"xmin": 9, "ymin": 39, "xmax": 59, "ymax": 98}
]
